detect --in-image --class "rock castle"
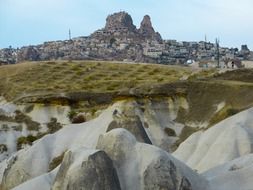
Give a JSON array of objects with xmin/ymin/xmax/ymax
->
[{"xmin": 0, "ymin": 11, "xmax": 252, "ymax": 65}]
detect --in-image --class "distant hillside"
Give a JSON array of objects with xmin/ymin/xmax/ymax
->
[{"xmin": 0, "ymin": 12, "xmax": 252, "ymax": 65}]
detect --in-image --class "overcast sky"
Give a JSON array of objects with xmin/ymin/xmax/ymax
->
[{"xmin": 0, "ymin": 0, "xmax": 253, "ymax": 49}]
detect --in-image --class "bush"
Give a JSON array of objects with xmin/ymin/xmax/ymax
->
[
  {"xmin": 0, "ymin": 144, "xmax": 8, "ymax": 153},
  {"xmin": 14, "ymin": 110, "xmax": 40, "ymax": 131},
  {"xmin": 12, "ymin": 125, "xmax": 23, "ymax": 131},
  {"xmin": 227, "ymin": 108, "xmax": 240, "ymax": 116},
  {"xmin": 0, "ymin": 115, "xmax": 14, "ymax": 122},
  {"xmin": 2, "ymin": 124, "xmax": 8, "ymax": 131},
  {"xmin": 144, "ymin": 122, "xmax": 149, "ymax": 128},
  {"xmin": 17, "ymin": 135, "xmax": 38, "ymax": 150},
  {"xmin": 68, "ymin": 110, "xmax": 77, "ymax": 120},
  {"xmin": 48, "ymin": 152, "xmax": 65, "ymax": 172},
  {"xmin": 47, "ymin": 118, "xmax": 63, "ymax": 134},
  {"xmin": 164, "ymin": 127, "xmax": 177, "ymax": 136},
  {"xmin": 157, "ymin": 78, "xmax": 164, "ymax": 82},
  {"xmin": 148, "ymin": 68, "xmax": 160, "ymax": 76},
  {"xmin": 72, "ymin": 114, "xmax": 86, "ymax": 124},
  {"xmin": 106, "ymin": 86, "xmax": 116, "ymax": 91}
]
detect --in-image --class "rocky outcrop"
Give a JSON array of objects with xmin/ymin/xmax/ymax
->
[
  {"xmin": 0, "ymin": 100, "xmax": 211, "ymax": 190},
  {"xmin": 17, "ymin": 46, "xmax": 40, "ymax": 61},
  {"xmin": 107, "ymin": 115, "xmax": 152, "ymax": 144},
  {"xmin": 144, "ymin": 158, "xmax": 192, "ymax": 190},
  {"xmin": 0, "ymin": 48, "xmax": 17, "ymax": 64},
  {"xmin": 96, "ymin": 128, "xmax": 206, "ymax": 190},
  {"xmin": 52, "ymin": 149, "xmax": 121, "ymax": 190},
  {"xmin": 105, "ymin": 11, "xmax": 136, "ymax": 32},
  {"xmin": 139, "ymin": 15, "xmax": 162, "ymax": 42}
]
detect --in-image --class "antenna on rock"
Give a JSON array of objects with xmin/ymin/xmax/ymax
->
[{"xmin": 69, "ymin": 29, "xmax": 72, "ymax": 40}]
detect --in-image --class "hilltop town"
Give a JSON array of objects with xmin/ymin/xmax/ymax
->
[{"xmin": 1, "ymin": 11, "xmax": 252, "ymax": 65}]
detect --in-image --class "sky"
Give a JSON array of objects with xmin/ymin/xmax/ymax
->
[{"xmin": 0, "ymin": 0, "xmax": 253, "ymax": 49}]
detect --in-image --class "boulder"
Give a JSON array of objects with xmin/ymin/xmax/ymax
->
[
  {"xmin": 144, "ymin": 157, "xmax": 192, "ymax": 190},
  {"xmin": 96, "ymin": 128, "xmax": 207, "ymax": 190},
  {"xmin": 52, "ymin": 148, "xmax": 121, "ymax": 190},
  {"xmin": 107, "ymin": 115, "xmax": 152, "ymax": 144}
]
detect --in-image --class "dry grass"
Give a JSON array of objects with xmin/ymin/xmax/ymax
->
[{"xmin": 0, "ymin": 61, "xmax": 192, "ymax": 101}]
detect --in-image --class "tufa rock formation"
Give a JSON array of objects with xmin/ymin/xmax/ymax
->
[
  {"xmin": 52, "ymin": 149, "xmax": 121, "ymax": 190},
  {"xmin": 105, "ymin": 12, "xmax": 136, "ymax": 32},
  {"xmin": 139, "ymin": 15, "xmax": 162, "ymax": 42},
  {"xmin": 96, "ymin": 128, "xmax": 198, "ymax": 190},
  {"xmin": 107, "ymin": 115, "xmax": 152, "ymax": 144}
]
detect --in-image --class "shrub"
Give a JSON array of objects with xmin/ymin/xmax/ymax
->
[
  {"xmin": 144, "ymin": 122, "xmax": 149, "ymax": 128},
  {"xmin": 91, "ymin": 108, "xmax": 98, "ymax": 116},
  {"xmin": 68, "ymin": 110, "xmax": 77, "ymax": 120},
  {"xmin": 164, "ymin": 127, "xmax": 177, "ymax": 136},
  {"xmin": 123, "ymin": 80, "xmax": 136, "ymax": 88},
  {"xmin": 106, "ymin": 86, "xmax": 116, "ymax": 91},
  {"xmin": 46, "ymin": 61, "xmax": 56, "ymax": 65},
  {"xmin": 157, "ymin": 78, "xmax": 164, "ymax": 82},
  {"xmin": 2, "ymin": 124, "xmax": 8, "ymax": 131},
  {"xmin": 72, "ymin": 114, "xmax": 86, "ymax": 124},
  {"xmin": 48, "ymin": 152, "xmax": 65, "ymax": 172},
  {"xmin": 0, "ymin": 114, "xmax": 14, "ymax": 122},
  {"xmin": 12, "ymin": 125, "xmax": 23, "ymax": 131},
  {"xmin": 17, "ymin": 135, "xmax": 38, "ymax": 150},
  {"xmin": 14, "ymin": 110, "xmax": 40, "ymax": 131},
  {"xmin": 76, "ymin": 70, "xmax": 85, "ymax": 76},
  {"xmin": 152, "ymin": 68, "xmax": 160, "ymax": 73},
  {"xmin": 227, "ymin": 108, "xmax": 240, "ymax": 116},
  {"xmin": 47, "ymin": 118, "xmax": 63, "ymax": 134},
  {"xmin": 24, "ymin": 104, "xmax": 34, "ymax": 113},
  {"xmin": 0, "ymin": 144, "xmax": 8, "ymax": 153}
]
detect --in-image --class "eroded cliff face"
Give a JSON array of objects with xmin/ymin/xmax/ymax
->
[
  {"xmin": 0, "ymin": 84, "xmax": 251, "ymax": 165},
  {"xmin": 1, "ymin": 96, "xmax": 253, "ymax": 190}
]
